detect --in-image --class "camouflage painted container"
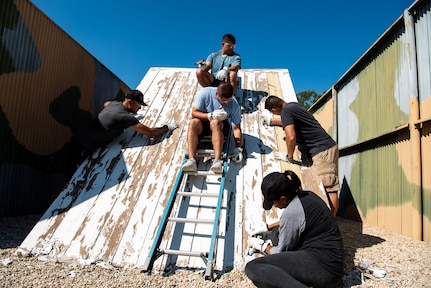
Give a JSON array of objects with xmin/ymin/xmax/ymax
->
[
  {"xmin": 311, "ymin": 0, "xmax": 431, "ymax": 242},
  {"xmin": 0, "ymin": 0, "xmax": 130, "ymax": 217}
]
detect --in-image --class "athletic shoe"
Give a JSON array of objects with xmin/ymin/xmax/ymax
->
[
  {"xmin": 182, "ymin": 158, "xmax": 197, "ymax": 172},
  {"xmin": 210, "ymin": 159, "xmax": 223, "ymax": 174}
]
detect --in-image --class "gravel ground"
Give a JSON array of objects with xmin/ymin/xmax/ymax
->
[{"xmin": 1, "ymin": 215, "xmax": 431, "ymax": 287}]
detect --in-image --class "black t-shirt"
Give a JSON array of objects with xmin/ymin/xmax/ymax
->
[
  {"xmin": 281, "ymin": 102, "xmax": 336, "ymax": 156},
  {"xmin": 299, "ymin": 191, "xmax": 344, "ymax": 275},
  {"xmin": 72, "ymin": 101, "xmax": 139, "ymax": 151},
  {"xmin": 274, "ymin": 191, "xmax": 344, "ymax": 276}
]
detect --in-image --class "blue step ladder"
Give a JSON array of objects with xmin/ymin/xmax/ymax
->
[{"xmin": 142, "ymin": 130, "xmax": 232, "ymax": 281}]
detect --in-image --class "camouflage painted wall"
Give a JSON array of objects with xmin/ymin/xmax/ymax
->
[
  {"xmin": 0, "ymin": 0, "xmax": 130, "ymax": 217},
  {"xmin": 311, "ymin": 92, "xmax": 335, "ymax": 140},
  {"xmin": 328, "ymin": 0, "xmax": 430, "ymax": 242},
  {"xmin": 415, "ymin": 0, "xmax": 431, "ymax": 243}
]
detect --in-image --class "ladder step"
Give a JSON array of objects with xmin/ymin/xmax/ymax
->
[
  {"xmin": 168, "ymin": 217, "xmax": 214, "ymax": 224},
  {"xmin": 159, "ymin": 249, "xmax": 208, "ymax": 258},
  {"xmin": 177, "ymin": 191, "xmax": 219, "ymax": 198},
  {"xmin": 183, "ymin": 170, "xmax": 222, "ymax": 176},
  {"xmin": 196, "ymin": 149, "xmax": 214, "ymax": 156}
]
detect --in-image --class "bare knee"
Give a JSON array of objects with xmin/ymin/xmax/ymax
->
[{"xmin": 188, "ymin": 118, "xmax": 203, "ymax": 133}]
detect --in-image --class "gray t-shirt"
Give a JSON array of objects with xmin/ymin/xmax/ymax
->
[
  {"xmin": 72, "ymin": 101, "xmax": 139, "ymax": 151},
  {"xmin": 206, "ymin": 50, "xmax": 241, "ymax": 76},
  {"xmin": 269, "ymin": 191, "xmax": 344, "ymax": 275},
  {"xmin": 193, "ymin": 87, "xmax": 242, "ymax": 125}
]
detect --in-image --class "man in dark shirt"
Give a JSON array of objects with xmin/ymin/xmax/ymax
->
[
  {"xmin": 68, "ymin": 90, "xmax": 178, "ymax": 175},
  {"xmin": 263, "ymin": 95, "xmax": 339, "ymax": 215}
]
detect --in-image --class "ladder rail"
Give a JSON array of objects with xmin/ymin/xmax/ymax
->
[
  {"xmin": 204, "ymin": 126, "xmax": 232, "ymax": 280},
  {"xmin": 143, "ymin": 123, "xmax": 234, "ymax": 281},
  {"xmin": 142, "ymin": 160, "xmax": 186, "ymax": 272}
]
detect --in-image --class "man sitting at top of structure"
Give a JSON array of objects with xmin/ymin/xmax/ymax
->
[
  {"xmin": 195, "ymin": 33, "xmax": 241, "ymax": 93},
  {"xmin": 182, "ymin": 82, "xmax": 243, "ymax": 174}
]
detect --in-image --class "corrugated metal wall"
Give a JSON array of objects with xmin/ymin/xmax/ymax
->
[
  {"xmin": 310, "ymin": 0, "xmax": 431, "ymax": 242},
  {"xmin": 416, "ymin": 0, "xmax": 431, "ymax": 243},
  {"xmin": 0, "ymin": 0, "xmax": 130, "ymax": 217}
]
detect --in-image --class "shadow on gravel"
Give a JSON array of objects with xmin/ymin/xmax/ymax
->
[{"xmin": 337, "ymin": 217, "xmax": 385, "ymax": 287}]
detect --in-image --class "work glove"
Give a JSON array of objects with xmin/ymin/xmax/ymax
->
[
  {"xmin": 247, "ymin": 237, "xmax": 271, "ymax": 255},
  {"xmin": 274, "ymin": 152, "xmax": 302, "ymax": 165},
  {"xmin": 166, "ymin": 123, "xmax": 179, "ymax": 131},
  {"xmin": 274, "ymin": 151, "xmax": 289, "ymax": 162},
  {"xmin": 260, "ymin": 112, "xmax": 272, "ymax": 127},
  {"xmin": 134, "ymin": 114, "xmax": 145, "ymax": 121},
  {"xmin": 208, "ymin": 109, "xmax": 228, "ymax": 121},
  {"xmin": 215, "ymin": 67, "xmax": 229, "ymax": 81},
  {"xmin": 231, "ymin": 147, "xmax": 243, "ymax": 163},
  {"xmin": 249, "ymin": 222, "xmax": 269, "ymax": 237}
]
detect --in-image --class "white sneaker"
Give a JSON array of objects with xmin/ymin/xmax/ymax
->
[
  {"xmin": 182, "ymin": 158, "xmax": 197, "ymax": 172},
  {"xmin": 210, "ymin": 159, "xmax": 223, "ymax": 174}
]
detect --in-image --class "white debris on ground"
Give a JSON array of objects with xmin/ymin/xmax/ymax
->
[{"xmin": 1, "ymin": 215, "xmax": 431, "ymax": 287}]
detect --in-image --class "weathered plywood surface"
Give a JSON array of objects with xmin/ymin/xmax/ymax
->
[{"xmin": 19, "ymin": 68, "xmax": 327, "ymax": 273}]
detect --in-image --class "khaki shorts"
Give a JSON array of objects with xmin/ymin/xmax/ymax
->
[{"xmin": 311, "ymin": 145, "xmax": 340, "ymax": 193}]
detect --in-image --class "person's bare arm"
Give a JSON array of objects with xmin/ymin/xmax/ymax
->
[
  {"xmin": 232, "ymin": 124, "xmax": 242, "ymax": 147},
  {"xmin": 191, "ymin": 106, "xmax": 210, "ymax": 121},
  {"xmin": 284, "ymin": 124, "xmax": 296, "ymax": 159},
  {"xmin": 130, "ymin": 123, "xmax": 169, "ymax": 137},
  {"xmin": 270, "ymin": 117, "xmax": 282, "ymax": 126},
  {"xmin": 267, "ymin": 221, "xmax": 280, "ymax": 230},
  {"xmin": 204, "ymin": 61, "xmax": 212, "ymax": 72},
  {"xmin": 229, "ymin": 64, "xmax": 240, "ymax": 72}
]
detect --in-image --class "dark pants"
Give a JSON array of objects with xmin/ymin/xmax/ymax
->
[
  {"xmin": 244, "ymin": 251, "xmax": 342, "ymax": 288},
  {"xmin": 66, "ymin": 140, "xmax": 92, "ymax": 178},
  {"xmin": 211, "ymin": 78, "xmax": 223, "ymax": 87}
]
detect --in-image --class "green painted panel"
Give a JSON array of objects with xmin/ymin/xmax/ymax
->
[
  {"xmin": 351, "ymin": 33, "xmax": 409, "ymax": 144},
  {"xmin": 350, "ymin": 140, "xmax": 421, "ymax": 219}
]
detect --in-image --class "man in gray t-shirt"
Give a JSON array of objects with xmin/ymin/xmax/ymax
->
[
  {"xmin": 182, "ymin": 83, "xmax": 243, "ymax": 174},
  {"xmin": 195, "ymin": 34, "xmax": 241, "ymax": 93},
  {"xmin": 68, "ymin": 90, "xmax": 178, "ymax": 175}
]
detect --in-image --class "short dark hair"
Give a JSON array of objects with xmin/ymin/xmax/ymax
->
[
  {"xmin": 264, "ymin": 95, "xmax": 284, "ymax": 111},
  {"xmin": 222, "ymin": 34, "xmax": 236, "ymax": 44},
  {"xmin": 217, "ymin": 82, "xmax": 234, "ymax": 98}
]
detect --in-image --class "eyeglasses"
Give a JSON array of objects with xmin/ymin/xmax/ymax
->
[{"xmin": 223, "ymin": 42, "xmax": 235, "ymax": 49}]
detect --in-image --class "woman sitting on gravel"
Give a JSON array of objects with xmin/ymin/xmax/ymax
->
[{"xmin": 244, "ymin": 170, "xmax": 344, "ymax": 288}]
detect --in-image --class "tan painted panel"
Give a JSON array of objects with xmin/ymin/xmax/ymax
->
[{"xmin": 422, "ymin": 122, "xmax": 431, "ymax": 242}]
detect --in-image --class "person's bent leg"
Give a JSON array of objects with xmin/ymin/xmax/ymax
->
[
  {"xmin": 245, "ymin": 251, "xmax": 342, "ymax": 288},
  {"xmin": 312, "ymin": 145, "xmax": 340, "ymax": 216},
  {"xmin": 229, "ymin": 71, "xmax": 238, "ymax": 93},
  {"xmin": 196, "ymin": 69, "xmax": 213, "ymax": 87},
  {"xmin": 210, "ymin": 119, "xmax": 224, "ymax": 160},
  {"xmin": 245, "ymin": 256, "xmax": 307, "ymax": 288},
  {"xmin": 327, "ymin": 191, "xmax": 339, "ymax": 215},
  {"xmin": 187, "ymin": 118, "xmax": 203, "ymax": 159}
]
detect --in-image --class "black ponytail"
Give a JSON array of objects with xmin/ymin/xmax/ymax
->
[{"xmin": 283, "ymin": 170, "xmax": 302, "ymax": 197}]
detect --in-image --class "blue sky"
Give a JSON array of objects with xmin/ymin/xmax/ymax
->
[{"xmin": 31, "ymin": 0, "xmax": 413, "ymax": 94}]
